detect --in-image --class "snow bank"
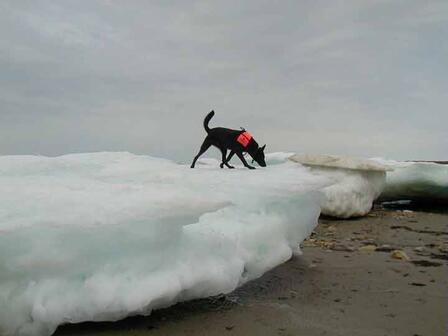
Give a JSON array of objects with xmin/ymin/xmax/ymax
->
[
  {"xmin": 265, "ymin": 152, "xmax": 295, "ymax": 165},
  {"xmin": 289, "ymin": 154, "xmax": 389, "ymax": 218},
  {"xmin": 0, "ymin": 152, "xmax": 325, "ymax": 336},
  {"xmin": 372, "ymin": 159, "xmax": 448, "ymax": 203},
  {"xmin": 288, "ymin": 154, "xmax": 389, "ymax": 172}
]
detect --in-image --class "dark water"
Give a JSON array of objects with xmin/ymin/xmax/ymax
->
[{"xmin": 380, "ymin": 200, "xmax": 448, "ymax": 214}]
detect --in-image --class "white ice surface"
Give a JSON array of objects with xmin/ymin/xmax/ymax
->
[
  {"xmin": 289, "ymin": 154, "xmax": 390, "ymax": 172},
  {"xmin": 311, "ymin": 167, "xmax": 385, "ymax": 218},
  {"xmin": 371, "ymin": 159, "xmax": 448, "ymax": 202},
  {"xmin": 0, "ymin": 152, "xmax": 326, "ymax": 336},
  {"xmin": 289, "ymin": 154, "xmax": 387, "ymax": 218}
]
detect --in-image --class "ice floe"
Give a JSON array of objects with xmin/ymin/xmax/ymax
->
[
  {"xmin": 0, "ymin": 152, "xmax": 325, "ymax": 336},
  {"xmin": 371, "ymin": 159, "xmax": 448, "ymax": 203},
  {"xmin": 289, "ymin": 154, "xmax": 390, "ymax": 218},
  {"xmin": 2, "ymin": 151, "xmax": 444, "ymax": 335}
]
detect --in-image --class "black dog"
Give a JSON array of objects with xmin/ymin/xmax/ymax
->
[{"xmin": 191, "ymin": 110, "xmax": 266, "ymax": 169}]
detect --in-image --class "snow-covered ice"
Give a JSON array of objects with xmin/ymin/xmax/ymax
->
[
  {"xmin": 289, "ymin": 154, "xmax": 389, "ymax": 218},
  {"xmin": 0, "ymin": 152, "xmax": 326, "ymax": 336},
  {"xmin": 4, "ymin": 151, "xmax": 442, "ymax": 335},
  {"xmin": 371, "ymin": 159, "xmax": 448, "ymax": 202},
  {"xmin": 288, "ymin": 154, "xmax": 390, "ymax": 172}
]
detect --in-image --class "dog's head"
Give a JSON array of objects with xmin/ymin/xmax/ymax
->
[{"xmin": 251, "ymin": 144, "xmax": 267, "ymax": 167}]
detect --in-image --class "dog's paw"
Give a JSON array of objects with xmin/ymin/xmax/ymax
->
[
  {"xmin": 247, "ymin": 166, "xmax": 256, "ymax": 170},
  {"xmin": 228, "ymin": 165, "xmax": 235, "ymax": 169},
  {"xmin": 220, "ymin": 163, "xmax": 224, "ymax": 168}
]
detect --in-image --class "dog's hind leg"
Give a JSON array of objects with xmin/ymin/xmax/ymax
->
[
  {"xmin": 219, "ymin": 148, "xmax": 234, "ymax": 169},
  {"xmin": 191, "ymin": 138, "xmax": 212, "ymax": 168},
  {"xmin": 222, "ymin": 150, "xmax": 235, "ymax": 169},
  {"xmin": 236, "ymin": 151, "xmax": 255, "ymax": 169},
  {"xmin": 219, "ymin": 148, "xmax": 228, "ymax": 169}
]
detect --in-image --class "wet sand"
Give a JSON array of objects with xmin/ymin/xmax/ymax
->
[{"xmin": 56, "ymin": 206, "xmax": 448, "ymax": 336}]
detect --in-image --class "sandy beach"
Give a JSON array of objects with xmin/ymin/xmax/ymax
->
[{"xmin": 56, "ymin": 205, "xmax": 448, "ymax": 336}]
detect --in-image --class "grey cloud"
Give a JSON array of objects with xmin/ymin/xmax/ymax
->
[{"xmin": 1, "ymin": 0, "xmax": 447, "ymax": 161}]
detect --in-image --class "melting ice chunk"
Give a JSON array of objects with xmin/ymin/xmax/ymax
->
[{"xmin": 0, "ymin": 152, "xmax": 325, "ymax": 336}]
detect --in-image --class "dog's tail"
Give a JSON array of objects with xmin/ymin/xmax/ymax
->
[{"xmin": 203, "ymin": 110, "xmax": 214, "ymax": 133}]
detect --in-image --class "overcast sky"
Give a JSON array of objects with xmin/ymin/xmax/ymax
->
[{"xmin": 1, "ymin": 0, "xmax": 447, "ymax": 161}]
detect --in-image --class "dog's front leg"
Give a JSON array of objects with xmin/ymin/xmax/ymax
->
[{"xmin": 236, "ymin": 151, "xmax": 255, "ymax": 169}]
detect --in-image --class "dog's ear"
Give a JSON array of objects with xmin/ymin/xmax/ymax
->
[{"xmin": 260, "ymin": 144, "xmax": 266, "ymax": 151}]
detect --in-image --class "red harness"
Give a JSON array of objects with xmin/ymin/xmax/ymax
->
[{"xmin": 236, "ymin": 131, "xmax": 252, "ymax": 147}]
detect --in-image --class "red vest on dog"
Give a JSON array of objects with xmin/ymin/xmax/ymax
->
[{"xmin": 237, "ymin": 131, "xmax": 252, "ymax": 147}]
